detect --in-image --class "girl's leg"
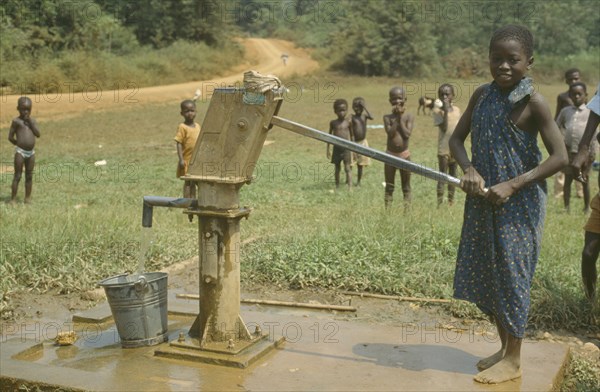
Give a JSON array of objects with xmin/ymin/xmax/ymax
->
[
  {"xmin": 583, "ymin": 181, "xmax": 591, "ymax": 213},
  {"xmin": 357, "ymin": 165, "xmax": 363, "ymax": 186},
  {"xmin": 448, "ymin": 161, "xmax": 457, "ymax": 205},
  {"xmin": 400, "ymin": 168, "xmax": 411, "ymax": 202},
  {"xmin": 477, "ymin": 316, "xmax": 506, "ymax": 371},
  {"xmin": 344, "ymin": 161, "xmax": 352, "ymax": 189},
  {"xmin": 334, "ymin": 163, "xmax": 341, "ymax": 188},
  {"xmin": 24, "ymin": 155, "xmax": 35, "ymax": 203},
  {"xmin": 437, "ymin": 155, "xmax": 448, "ymax": 205},
  {"xmin": 475, "ymin": 322, "xmax": 522, "ymax": 384},
  {"xmin": 384, "ymin": 164, "xmax": 395, "ymax": 208},
  {"xmin": 582, "ymin": 231, "xmax": 600, "ymax": 300},
  {"xmin": 11, "ymin": 152, "xmax": 24, "ymax": 202},
  {"xmin": 190, "ymin": 182, "xmax": 197, "ymax": 199},
  {"xmin": 563, "ymin": 172, "xmax": 574, "ymax": 211},
  {"xmin": 183, "ymin": 181, "xmax": 191, "ymax": 198}
]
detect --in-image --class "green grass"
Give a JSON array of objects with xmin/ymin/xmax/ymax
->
[
  {"xmin": 560, "ymin": 350, "xmax": 600, "ymax": 392},
  {"xmin": 1, "ymin": 73, "xmax": 599, "ymax": 335}
]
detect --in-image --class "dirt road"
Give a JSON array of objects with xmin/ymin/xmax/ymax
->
[{"xmin": 0, "ymin": 38, "xmax": 318, "ymax": 123}]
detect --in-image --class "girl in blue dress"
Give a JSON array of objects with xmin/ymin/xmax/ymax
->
[{"xmin": 449, "ymin": 25, "xmax": 568, "ymax": 384}]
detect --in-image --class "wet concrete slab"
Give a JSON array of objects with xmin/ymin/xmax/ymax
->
[{"xmin": 1, "ymin": 293, "xmax": 569, "ymax": 391}]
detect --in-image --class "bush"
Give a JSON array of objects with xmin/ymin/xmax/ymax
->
[
  {"xmin": 533, "ymin": 50, "xmax": 600, "ymax": 83},
  {"xmin": 442, "ymin": 47, "xmax": 488, "ymax": 79},
  {"xmin": 0, "ymin": 40, "xmax": 245, "ymax": 95}
]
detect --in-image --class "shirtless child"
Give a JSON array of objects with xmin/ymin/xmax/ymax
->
[
  {"xmin": 351, "ymin": 97, "xmax": 373, "ymax": 186},
  {"xmin": 327, "ymin": 99, "xmax": 353, "ymax": 190},
  {"xmin": 383, "ymin": 87, "xmax": 414, "ymax": 208},
  {"xmin": 433, "ymin": 84, "xmax": 461, "ymax": 206},
  {"xmin": 8, "ymin": 97, "xmax": 41, "ymax": 203}
]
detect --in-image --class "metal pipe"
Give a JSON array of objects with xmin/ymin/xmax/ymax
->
[
  {"xmin": 142, "ymin": 196, "xmax": 197, "ymax": 228},
  {"xmin": 271, "ymin": 115, "xmax": 460, "ymax": 186}
]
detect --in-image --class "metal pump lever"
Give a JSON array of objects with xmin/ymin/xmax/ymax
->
[{"xmin": 270, "ymin": 116, "xmax": 489, "ymax": 196}]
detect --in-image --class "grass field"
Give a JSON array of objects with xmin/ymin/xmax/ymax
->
[{"xmin": 1, "ymin": 74, "xmax": 599, "ymax": 338}]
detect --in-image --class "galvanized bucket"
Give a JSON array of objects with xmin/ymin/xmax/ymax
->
[{"xmin": 98, "ymin": 272, "xmax": 168, "ymax": 348}]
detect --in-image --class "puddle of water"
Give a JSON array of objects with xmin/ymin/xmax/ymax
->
[{"xmin": 13, "ymin": 320, "xmax": 189, "ymax": 372}]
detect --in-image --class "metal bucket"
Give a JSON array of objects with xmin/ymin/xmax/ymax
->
[{"xmin": 98, "ymin": 272, "xmax": 168, "ymax": 348}]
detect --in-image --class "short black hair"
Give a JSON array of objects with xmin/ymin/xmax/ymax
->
[
  {"xmin": 565, "ymin": 68, "xmax": 581, "ymax": 78},
  {"xmin": 569, "ymin": 82, "xmax": 587, "ymax": 92},
  {"xmin": 438, "ymin": 83, "xmax": 455, "ymax": 95},
  {"xmin": 333, "ymin": 99, "xmax": 348, "ymax": 110},
  {"xmin": 353, "ymin": 97, "xmax": 365, "ymax": 105},
  {"xmin": 180, "ymin": 99, "xmax": 196, "ymax": 110},
  {"xmin": 17, "ymin": 96, "xmax": 32, "ymax": 107},
  {"xmin": 489, "ymin": 24, "xmax": 534, "ymax": 58},
  {"xmin": 388, "ymin": 86, "xmax": 405, "ymax": 97}
]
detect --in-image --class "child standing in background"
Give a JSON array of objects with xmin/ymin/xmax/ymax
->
[
  {"xmin": 554, "ymin": 68, "xmax": 583, "ymax": 199},
  {"xmin": 327, "ymin": 99, "xmax": 353, "ymax": 190},
  {"xmin": 555, "ymin": 68, "xmax": 582, "ymax": 120},
  {"xmin": 449, "ymin": 25, "xmax": 567, "ymax": 384},
  {"xmin": 8, "ymin": 97, "xmax": 40, "ymax": 204},
  {"xmin": 175, "ymin": 99, "xmax": 201, "ymax": 198},
  {"xmin": 351, "ymin": 97, "xmax": 373, "ymax": 186},
  {"xmin": 383, "ymin": 87, "xmax": 414, "ymax": 208},
  {"xmin": 433, "ymin": 84, "xmax": 461, "ymax": 206},
  {"xmin": 556, "ymin": 82, "xmax": 596, "ymax": 213},
  {"xmin": 570, "ymin": 83, "xmax": 600, "ymax": 301}
]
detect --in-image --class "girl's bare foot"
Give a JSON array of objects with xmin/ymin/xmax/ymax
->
[
  {"xmin": 476, "ymin": 349, "xmax": 504, "ymax": 371},
  {"xmin": 474, "ymin": 358, "xmax": 521, "ymax": 384}
]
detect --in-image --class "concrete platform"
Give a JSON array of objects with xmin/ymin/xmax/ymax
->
[{"xmin": 1, "ymin": 292, "xmax": 569, "ymax": 391}]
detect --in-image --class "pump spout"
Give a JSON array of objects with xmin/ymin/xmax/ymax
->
[{"xmin": 142, "ymin": 196, "xmax": 197, "ymax": 228}]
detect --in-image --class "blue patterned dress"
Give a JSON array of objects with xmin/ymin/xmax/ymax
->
[{"xmin": 453, "ymin": 78, "xmax": 546, "ymax": 338}]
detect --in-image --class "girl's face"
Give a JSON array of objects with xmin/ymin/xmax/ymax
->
[
  {"xmin": 17, "ymin": 101, "xmax": 32, "ymax": 120},
  {"xmin": 335, "ymin": 104, "xmax": 347, "ymax": 119},
  {"xmin": 566, "ymin": 72, "xmax": 580, "ymax": 86},
  {"xmin": 181, "ymin": 103, "xmax": 196, "ymax": 122},
  {"xmin": 488, "ymin": 39, "xmax": 533, "ymax": 91},
  {"xmin": 569, "ymin": 85, "xmax": 587, "ymax": 107},
  {"xmin": 438, "ymin": 86, "xmax": 454, "ymax": 102},
  {"xmin": 389, "ymin": 89, "xmax": 406, "ymax": 107}
]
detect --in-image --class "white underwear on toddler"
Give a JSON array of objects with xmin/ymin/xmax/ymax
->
[{"xmin": 15, "ymin": 146, "xmax": 35, "ymax": 159}]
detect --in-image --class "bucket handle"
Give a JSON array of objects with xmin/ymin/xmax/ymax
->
[{"xmin": 134, "ymin": 275, "xmax": 148, "ymax": 294}]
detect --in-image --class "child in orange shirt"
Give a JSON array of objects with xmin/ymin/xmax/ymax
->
[{"xmin": 174, "ymin": 100, "xmax": 201, "ymax": 198}]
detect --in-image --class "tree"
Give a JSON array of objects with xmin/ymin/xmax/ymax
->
[{"xmin": 327, "ymin": 1, "xmax": 441, "ymax": 77}]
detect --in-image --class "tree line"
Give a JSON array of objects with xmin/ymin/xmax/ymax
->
[{"xmin": 1, "ymin": 0, "xmax": 598, "ymax": 92}]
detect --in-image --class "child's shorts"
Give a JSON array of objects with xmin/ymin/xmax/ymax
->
[
  {"xmin": 331, "ymin": 146, "xmax": 352, "ymax": 166},
  {"xmin": 353, "ymin": 139, "xmax": 371, "ymax": 166},
  {"xmin": 584, "ymin": 193, "xmax": 600, "ymax": 233}
]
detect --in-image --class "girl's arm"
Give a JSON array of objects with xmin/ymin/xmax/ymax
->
[
  {"xmin": 487, "ymin": 93, "xmax": 568, "ymax": 204},
  {"xmin": 176, "ymin": 142, "xmax": 185, "ymax": 168},
  {"xmin": 383, "ymin": 115, "xmax": 394, "ymax": 137},
  {"xmin": 398, "ymin": 113, "xmax": 413, "ymax": 140},
  {"xmin": 8, "ymin": 120, "xmax": 18, "ymax": 145},
  {"xmin": 327, "ymin": 120, "xmax": 334, "ymax": 157},
  {"xmin": 26, "ymin": 117, "xmax": 41, "ymax": 137},
  {"xmin": 439, "ymin": 101, "xmax": 450, "ymax": 133},
  {"xmin": 571, "ymin": 111, "xmax": 600, "ymax": 176},
  {"xmin": 449, "ymin": 84, "xmax": 487, "ymax": 195}
]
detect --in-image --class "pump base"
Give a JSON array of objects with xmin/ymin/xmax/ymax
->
[{"xmin": 154, "ymin": 333, "xmax": 285, "ymax": 368}]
